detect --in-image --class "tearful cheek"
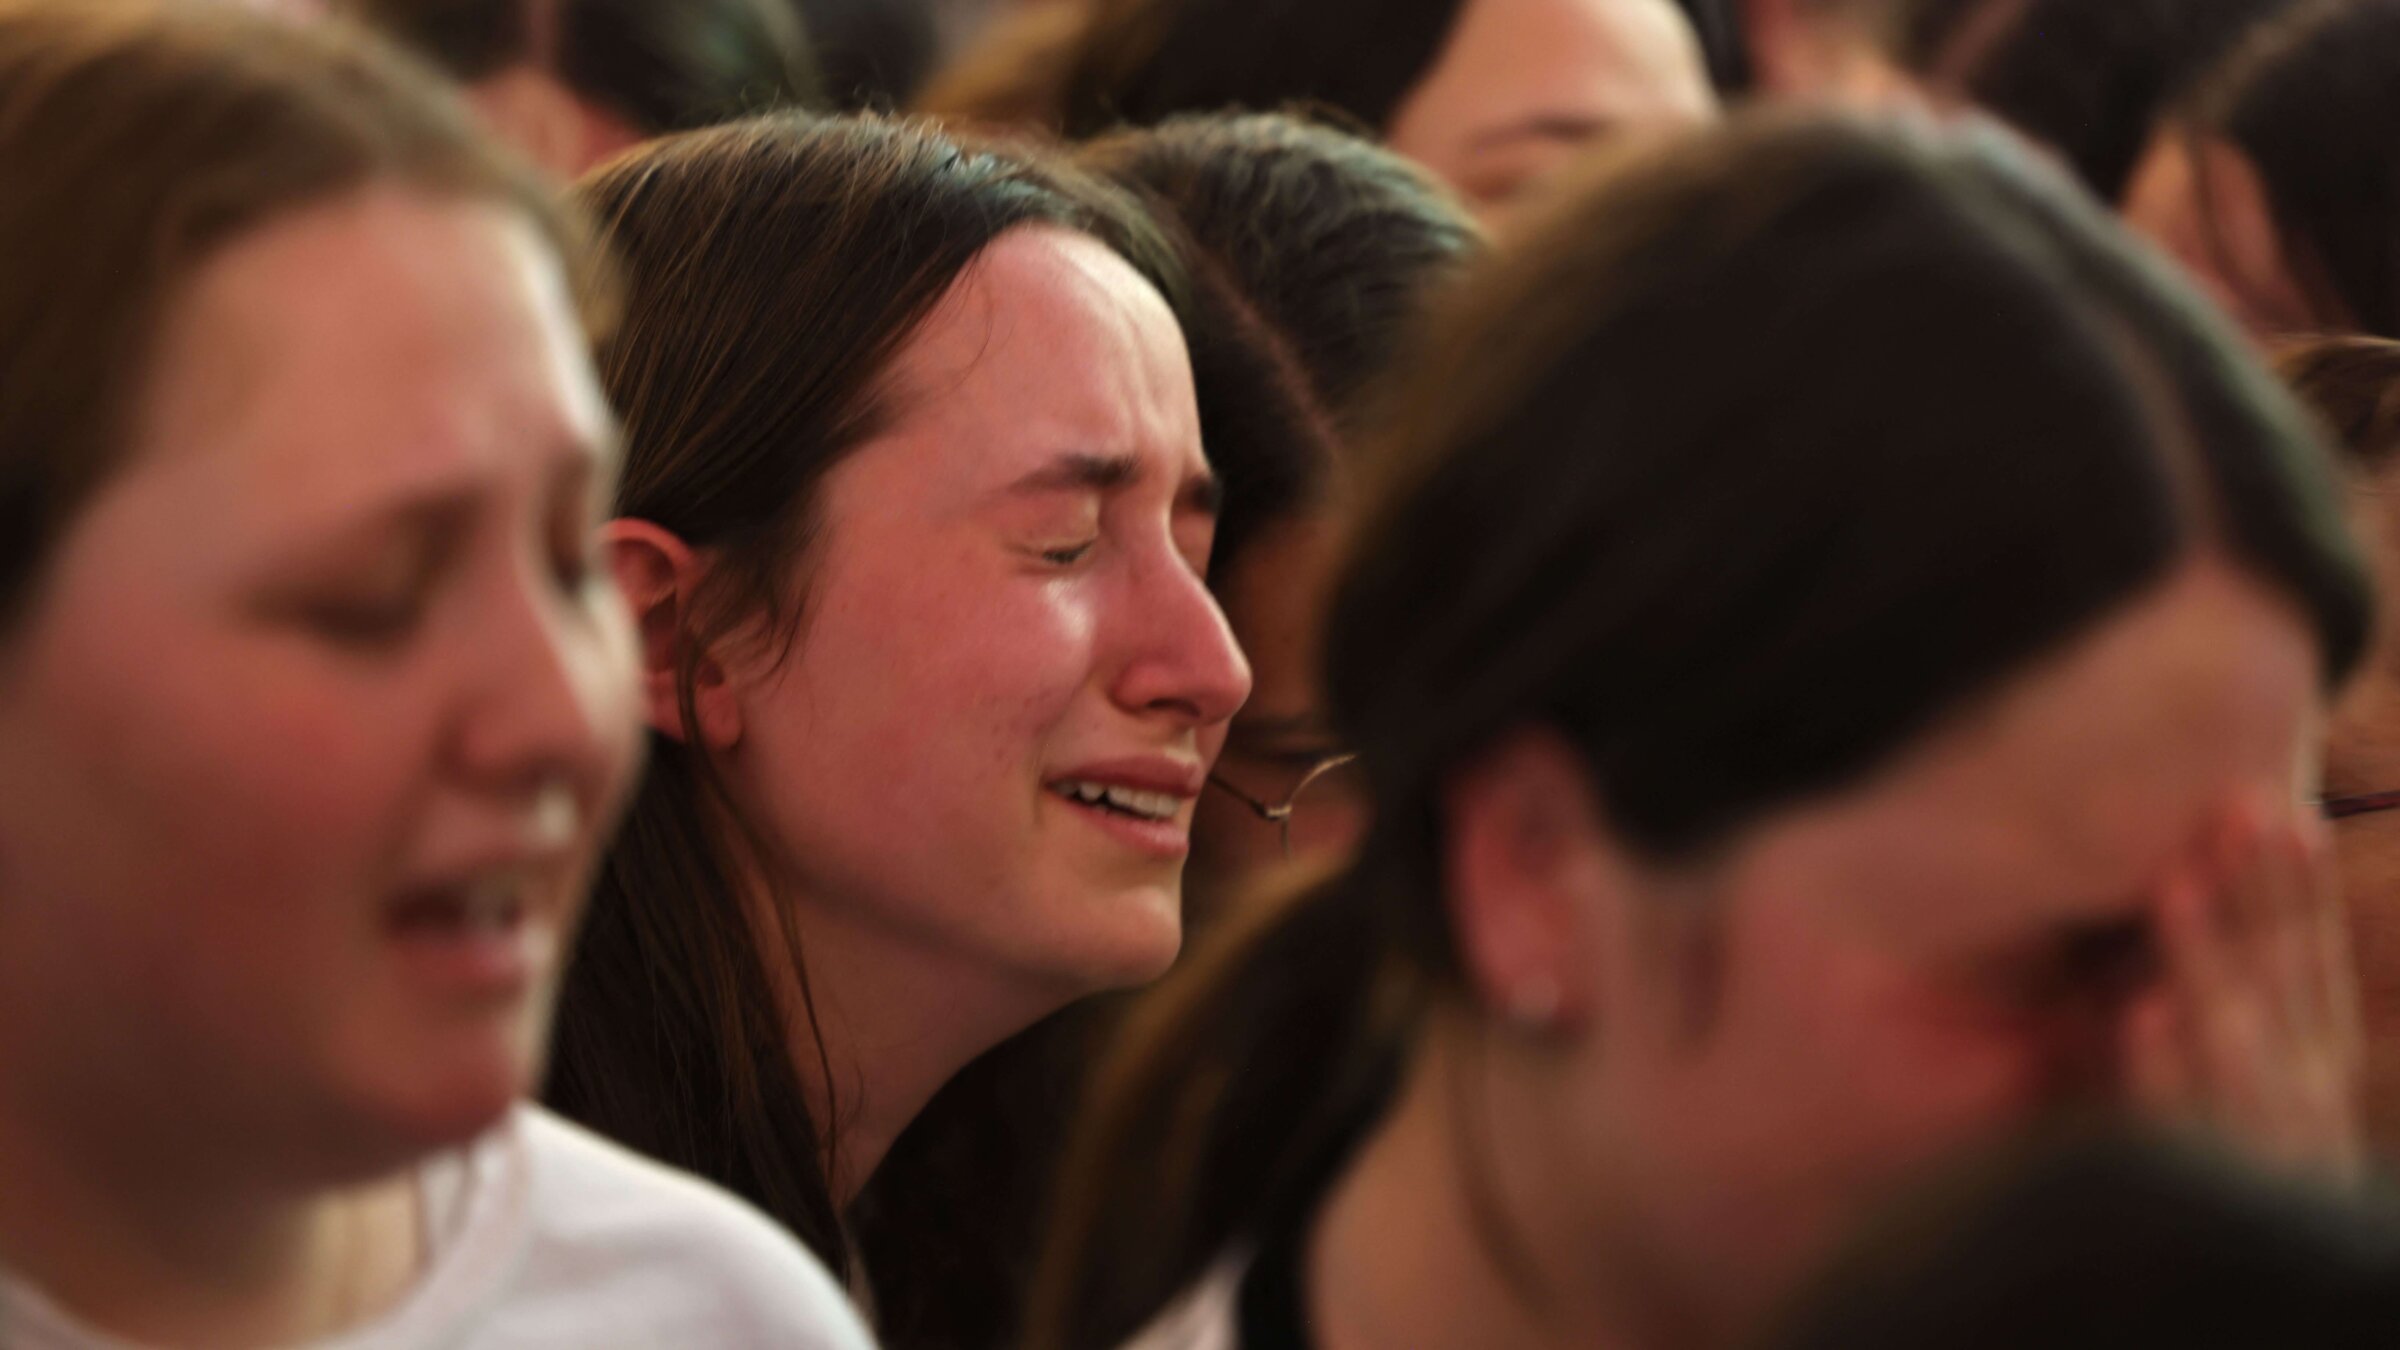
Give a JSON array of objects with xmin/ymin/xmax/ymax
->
[{"xmin": 2336, "ymin": 826, "xmax": 2400, "ymax": 1148}]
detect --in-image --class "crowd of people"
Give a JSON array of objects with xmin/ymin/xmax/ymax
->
[{"xmin": 7, "ymin": 0, "xmax": 2400, "ymax": 1347}]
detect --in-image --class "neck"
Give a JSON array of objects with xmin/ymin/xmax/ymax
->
[
  {"xmin": 0, "ymin": 1076, "xmax": 422, "ymax": 1346},
  {"xmin": 754, "ymin": 889, "xmax": 1068, "ymax": 1206},
  {"xmin": 1308, "ymin": 1015, "xmax": 1700, "ymax": 1350}
]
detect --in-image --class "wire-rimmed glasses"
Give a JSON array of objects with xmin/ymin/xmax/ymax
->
[{"xmin": 1206, "ymin": 751, "xmax": 1361, "ymax": 859}]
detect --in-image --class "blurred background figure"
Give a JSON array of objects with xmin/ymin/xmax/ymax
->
[
  {"xmin": 1083, "ymin": 114, "xmax": 1483, "ymax": 913},
  {"xmin": 2125, "ymin": 0, "xmax": 2400, "ymax": 340},
  {"xmin": 1881, "ymin": 0, "xmax": 2303, "ymax": 204},
  {"xmin": 338, "ymin": 0, "xmax": 822, "ymax": 177},
  {"xmin": 1766, "ymin": 1133, "xmax": 2400, "ymax": 1350},
  {"xmin": 796, "ymin": 0, "xmax": 941, "ymax": 107},
  {"xmin": 1737, "ymin": 0, "xmax": 1898, "ymax": 98},
  {"xmin": 918, "ymin": 0, "xmax": 1718, "ymax": 229},
  {"xmin": 2283, "ymin": 335, "xmax": 2400, "ymax": 1160},
  {"xmin": 853, "ymin": 111, "xmax": 1481, "ymax": 1349},
  {"xmin": 1029, "ymin": 110, "xmax": 2371, "ymax": 1350}
]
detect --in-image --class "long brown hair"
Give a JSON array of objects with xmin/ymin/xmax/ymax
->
[
  {"xmin": 537, "ymin": 111, "xmax": 1183, "ymax": 1279},
  {"xmin": 0, "ymin": 0, "xmax": 578, "ymax": 635},
  {"xmin": 2280, "ymin": 335, "xmax": 2400, "ymax": 472},
  {"xmin": 1028, "ymin": 111, "xmax": 2373, "ymax": 1350}
]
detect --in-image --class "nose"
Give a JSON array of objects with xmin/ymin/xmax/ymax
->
[
  {"xmin": 1108, "ymin": 548, "xmax": 1252, "ymax": 730},
  {"xmin": 447, "ymin": 565, "xmax": 640, "ymax": 813}
]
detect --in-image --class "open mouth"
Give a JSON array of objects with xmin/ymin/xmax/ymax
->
[
  {"xmin": 387, "ymin": 882, "xmax": 527, "ymax": 938},
  {"xmin": 1048, "ymin": 779, "xmax": 1184, "ymax": 823}
]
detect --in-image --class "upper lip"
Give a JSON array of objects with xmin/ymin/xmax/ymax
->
[{"xmin": 1049, "ymin": 756, "xmax": 1207, "ymax": 799}]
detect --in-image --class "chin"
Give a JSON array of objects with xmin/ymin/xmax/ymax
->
[
  {"xmin": 349, "ymin": 1039, "xmax": 536, "ymax": 1163},
  {"xmin": 1051, "ymin": 881, "xmax": 1184, "ymax": 989}
]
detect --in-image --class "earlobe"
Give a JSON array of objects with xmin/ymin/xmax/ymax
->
[
  {"xmin": 603, "ymin": 519, "xmax": 742, "ymax": 752},
  {"xmin": 1440, "ymin": 728, "xmax": 1616, "ymax": 1036}
]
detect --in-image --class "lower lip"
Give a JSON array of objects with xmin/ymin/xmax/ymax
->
[
  {"xmin": 385, "ymin": 916, "xmax": 551, "ymax": 999},
  {"xmin": 1053, "ymin": 793, "xmax": 1192, "ymax": 860}
]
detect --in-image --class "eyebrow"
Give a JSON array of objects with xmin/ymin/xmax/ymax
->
[
  {"xmin": 1466, "ymin": 114, "xmax": 1616, "ymax": 155},
  {"xmin": 1005, "ymin": 451, "xmax": 1222, "ymax": 516}
]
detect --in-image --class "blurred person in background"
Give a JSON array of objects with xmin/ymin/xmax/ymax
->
[
  {"xmin": 1084, "ymin": 114, "xmax": 1484, "ymax": 912},
  {"xmin": 916, "ymin": 0, "xmax": 1717, "ymax": 230},
  {"xmin": 1029, "ymin": 111, "xmax": 2373, "ymax": 1350},
  {"xmin": 1736, "ymin": 0, "xmax": 1899, "ymax": 98},
  {"xmin": 2283, "ymin": 336, "xmax": 2400, "ymax": 1159},
  {"xmin": 1766, "ymin": 1132, "xmax": 2400, "ymax": 1350},
  {"xmin": 0, "ymin": 4, "xmax": 871, "ymax": 1346},
  {"xmin": 1881, "ymin": 0, "xmax": 2304, "ymax": 204},
  {"xmin": 339, "ymin": 0, "xmax": 821, "ymax": 178},
  {"xmin": 540, "ymin": 112, "xmax": 1251, "ymax": 1295},
  {"xmin": 853, "ymin": 111, "xmax": 1481, "ymax": 1348},
  {"xmin": 792, "ymin": 0, "xmax": 941, "ymax": 109},
  {"xmin": 2124, "ymin": 0, "xmax": 2400, "ymax": 340}
]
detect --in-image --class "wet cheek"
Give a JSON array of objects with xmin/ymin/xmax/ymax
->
[
  {"xmin": 2339, "ymin": 834, "xmax": 2400, "ymax": 1035},
  {"xmin": 1784, "ymin": 974, "xmax": 2060, "ymax": 1155}
]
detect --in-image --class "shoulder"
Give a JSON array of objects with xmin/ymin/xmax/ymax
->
[{"xmin": 501, "ymin": 1107, "xmax": 876, "ymax": 1349}]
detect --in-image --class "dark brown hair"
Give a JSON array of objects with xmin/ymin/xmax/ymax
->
[
  {"xmin": 1884, "ymin": 0, "xmax": 2303, "ymax": 201},
  {"xmin": 538, "ymin": 110, "xmax": 1184, "ymax": 1280},
  {"xmin": 1768, "ymin": 1132, "xmax": 2400, "ymax": 1350},
  {"xmin": 2280, "ymin": 335, "xmax": 2400, "ymax": 473},
  {"xmin": 0, "ymin": 0, "xmax": 577, "ymax": 636},
  {"xmin": 2182, "ymin": 0, "xmax": 2400, "ymax": 336},
  {"xmin": 1029, "ymin": 111, "xmax": 2371, "ymax": 1350},
  {"xmin": 340, "ymin": 0, "xmax": 822, "ymax": 132},
  {"xmin": 1081, "ymin": 111, "xmax": 1481, "ymax": 579}
]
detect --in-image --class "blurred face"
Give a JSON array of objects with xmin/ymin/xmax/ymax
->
[
  {"xmin": 2325, "ymin": 483, "xmax": 2400, "ymax": 1152},
  {"xmin": 1191, "ymin": 513, "xmax": 1368, "ymax": 910},
  {"xmin": 1384, "ymin": 0, "xmax": 1716, "ymax": 229},
  {"xmin": 0, "ymin": 191, "xmax": 642, "ymax": 1180},
  {"xmin": 724, "ymin": 225, "xmax": 1250, "ymax": 1000},
  {"xmin": 1545, "ymin": 562, "xmax": 2319, "ymax": 1328},
  {"xmin": 2123, "ymin": 127, "xmax": 2327, "ymax": 338}
]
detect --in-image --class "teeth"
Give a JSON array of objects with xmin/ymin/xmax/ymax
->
[
  {"xmin": 1053, "ymin": 780, "xmax": 1180, "ymax": 821},
  {"xmin": 458, "ymin": 880, "xmax": 522, "ymax": 933}
]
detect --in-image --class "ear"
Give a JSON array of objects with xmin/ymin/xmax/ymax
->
[
  {"xmin": 1440, "ymin": 728, "xmax": 1620, "ymax": 1036},
  {"xmin": 604, "ymin": 519, "xmax": 743, "ymax": 752}
]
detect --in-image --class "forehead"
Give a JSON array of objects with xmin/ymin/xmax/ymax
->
[
  {"xmin": 1393, "ymin": 0, "xmax": 1714, "ymax": 146},
  {"xmin": 124, "ymin": 188, "xmax": 605, "ymax": 525},
  {"xmin": 1717, "ymin": 563, "xmax": 2319, "ymax": 952},
  {"xmin": 847, "ymin": 225, "xmax": 1201, "ymax": 502}
]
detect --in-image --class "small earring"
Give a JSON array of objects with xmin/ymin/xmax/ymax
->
[{"xmin": 1504, "ymin": 975, "xmax": 1563, "ymax": 1031}]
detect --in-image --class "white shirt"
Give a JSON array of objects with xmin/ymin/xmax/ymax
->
[
  {"xmin": 1120, "ymin": 1258, "xmax": 1246, "ymax": 1350},
  {"xmin": 0, "ymin": 1107, "xmax": 878, "ymax": 1350}
]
